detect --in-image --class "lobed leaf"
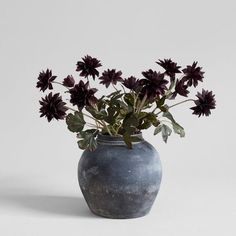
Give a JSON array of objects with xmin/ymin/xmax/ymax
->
[
  {"xmin": 163, "ymin": 111, "xmax": 185, "ymax": 137},
  {"xmin": 66, "ymin": 112, "xmax": 85, "ymax": 133},
  {"xmin": 77, "ymin": 129, "xmax": 99, "ymax": 151},
  {"xmin": 161, "ymin": 124, "xmax": 172, "ymax": 143}
]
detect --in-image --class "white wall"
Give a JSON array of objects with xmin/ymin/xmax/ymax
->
[{"xmin": 0, "ymin": 0, "xmax": 235, "ymax": 235}]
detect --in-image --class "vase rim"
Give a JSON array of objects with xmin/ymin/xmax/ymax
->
[{"xmin": 97, "ymin": 132, "xmax": 144, "ymax": 144}]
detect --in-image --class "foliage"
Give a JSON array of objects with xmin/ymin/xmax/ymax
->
[{"xmin": 37, "ymin": 56, "xmax": 216, "ymax": 151}]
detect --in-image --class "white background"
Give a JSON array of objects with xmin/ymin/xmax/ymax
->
[{"xmin": 0, "ymin": 0, "xmax": 235, "ymax": 235}]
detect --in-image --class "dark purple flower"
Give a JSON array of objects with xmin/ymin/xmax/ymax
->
[
  {"xmin": 76, "ymin": 55, "xmax": 102, "ymax": 79},
  {"xmin": 99, "ymin": 69, "xmax": 123, "ymax": 88},
  {"xmin": 36, "ymin": 69, "xmax": 57, "ymax": 92},
  {"xmin": 182, "ymin": 61, "xmax": 204, "ymax": 87},
  {"xmin": 39, "ymin": 92, "xmax": 68, "ymax": 122},
  {"xmin": 63, "ymin": 75, "xmax": 75, "ymax": 87},
  {"xmin": 191, "ymin": 89, "xmax": 216, "ymax": 117},
  {"xmin": 156, "ymin": 59, "xmax": 181, "ymax": 78},
  {"xmin": 139, "ymin": 70, "xmax": 168, "ymax": 100},
  {"xmin": 172, "ymin": 79, "xmax": 189, "ymax": 98},
  {"xmin": 69, "ymin": 80, "xmax": 98, "ymax": 110},
  {"xmin": 122, "ymin": 76, "xmax": 140, "ymax": 91}
]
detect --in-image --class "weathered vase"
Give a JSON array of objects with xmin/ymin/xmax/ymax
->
[{"xmin": 78, "ymin": 133, "xmax": 162, "ymax": 219}]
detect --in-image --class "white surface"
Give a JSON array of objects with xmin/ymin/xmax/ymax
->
[{"xmin": 0, "ymin": 0, "xmax": 235, "ymax": 235}]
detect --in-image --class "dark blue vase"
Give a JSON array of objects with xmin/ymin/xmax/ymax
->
[{"xmin": 78, "ymin": 133, "xmax": 162, "ymax": 219}]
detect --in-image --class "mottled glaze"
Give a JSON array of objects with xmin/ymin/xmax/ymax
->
[{"xmin": 78, "ymin": 133, "xmax": 162, "ymax": 219}]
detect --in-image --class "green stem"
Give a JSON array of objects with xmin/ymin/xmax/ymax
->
[
  {"xmin": 102, "ymin": 121, "xmax": 112, "ymax": 136},
  {"xmin": 120, "ymin": 84, "xmax": 127, "ymax": 94},
  {"xmin": 152, "ymin": 106, "xmax": 158, "ymax": 113},
  {"xmin": 168, "ymin": 99, "xmax": 195, "ymax": 109},
  {"xmin": 137, "ymin": 94, "xmax": 147, "ymax": 113},
  {"xmin": 133, "ymin": 91, "xmax": 139, "ymax": 112},
  {"xmin": 112, "ymin": 84, "xmax": 118, "ymax": 92},
  {"xmin": 156, "ymin": 99, "xmax": 195, "ymax": 115}
]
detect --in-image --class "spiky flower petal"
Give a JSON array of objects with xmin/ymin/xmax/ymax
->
[
  {"xmin": 139, "ymin": 70, "xmax": 168, "ymax": 100},
  {"xmin": 36, "ymin": 69, "xmax": 56, "ymax": 92},
  {"xmin": 69, "ymin": 80, "xmax": 97, "ymax": 110},
  {"xmin": 156, "ymin": 59, "xmax": 181, "ymax": 78},
  {"xmin": 191, "ymin": 89, "xmax": 216, "ymax": 117},
  {"xmin": 76, "ymin": 55, "xmax": 102, "ymax": 79},
  {"xmin": 174, "ymin": 79, "xmax": 189, "ymax": 97},
  {"xmin": 182, "ymin": 61, "xmax": 204, "ymax": 87},
  {"xmin": 63, "ymin": 75, "xmax": 75, "ymax": 87},
  {"xmin": 39, "ymin": 92, "xmax": 68, "ymax": 122},
  {"xmin": 99, "ymin": 69, "xmax": 123, "ymax": 88},
  {"xmin": 122, "ymin": 76, "xmax": 140, "ymax": 91}
]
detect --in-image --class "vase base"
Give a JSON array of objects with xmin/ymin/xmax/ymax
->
[{"xmin": 89, "ymin": 207, "xmax": 151, "ymax": 219}]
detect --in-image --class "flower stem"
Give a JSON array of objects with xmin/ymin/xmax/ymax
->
[
  {"xmin": 156, "ymin": 99, "xmax": 195, "ymax": 115},
  {"xmin": 137, "ymin": 94, "xmax": 147, "ymax": 113},
  {"xmin": 152, "ymin": 106, "xmax": 158, "ymax": 113},
  {"xmin": 52, "ymin": 81, "xmax": 69, "ymax": 90},
  {"xmin": 66, "ymin": 106, "xmax": 77, "ymax": 112},
  {"xmin": 102, "ymin": 121, "xmax": 113, "ymax": 136},
  {"xmin": 133, "ymin": 92, "xmax": 139, "ymax": 112},
  {"xmin": 168, "ymin": 99, "xmax": 195, "ymax": 109},
  {"xmin": 112, "ymin": 84, "xmax": 118, "ymax": 92}
]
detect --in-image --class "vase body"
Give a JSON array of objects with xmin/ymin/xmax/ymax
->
[{"xmin": 78, "ymin": 133, "xmax": 162, "ymax": 219}]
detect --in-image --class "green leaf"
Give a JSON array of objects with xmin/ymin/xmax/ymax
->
[
  {"xmin": 97, "ymin": 97, "xmax": 106, "ymax": 110},
  {"xmin": 163, "ymin": 111, "xmax": 175, "ymax": 123},
  {"xmin": 156, "ymin": 96, "xmax": 166, "ymax": 108},
  {"xmin": 146, "ymin": 113, "xmax": 160, "ymax": 127},
  {"xmin": 111, "ymin": 93, "xmax": 123, "ymax": 101},
  {"xmin": 66, "ymin": 112, "xmax": 85, "ymax": 133},
  {"xmin": 122, "ymin": 132, "xmax": 142, "ymax": 149},
  {"xmin": 123, "ymin": 132, "xmax": 132, "ymax": 149},
  {"xmin": 154, "ymin": 124, "xmax": 162, "ymax": 135},
  {"xmin": 172, "ymin": 122, "xmax": 185, "ymax": 137},
  {"xmin": 77, "ymin": 129, "xmax": 99, "ymax": 151},
  {"xmin": 123, "ymin": 113, "xmax": 139, "ymax": 132},
  {"xmin": 139, "ymin": 120, "xmax": 152, "ymax": 129},
  {"xmin": 137, "ymin": 112, "xmax": 160, "ymax": 130},
  {"xmin": 77, "ymin": 139, "xmax": 88, "ymax": 150},
  {"xmin": 159, "ymin": 105, "xmax": 169, "ymax": 112},
  {"xmin": 86, "ymin": 106, "xmax": 107, "ymax": 120},
  {"xmin": 107, "ymin": 90, "xmax": 121, "ymax": 98},
  {"xmin": 163, "ymin": 111, "xmax": 185, "ymax": 137},
  {"xmin": 113, "ymin": 100, "xmax": 128, "ymax": 110},
  {"xmin": 138, "ymin": 112, "xmax": 148, "ymax": 120},
  {"xmin": 104, "ymin": 105, "xmax": 119, "ymax": 124},
  {"xmin": 161, "ymin": 124, "xmax": 172, "ymax": 143},
  {"xmin": 124, "ymin": 94, "xmax": 135, "ymax": 106},
  {"xmin": 130, "ymin": 135, "xmax": 143, "ymax": 142}
]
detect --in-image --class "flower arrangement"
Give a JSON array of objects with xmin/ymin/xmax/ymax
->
[{"xmin": 36, "ymin": 56, "xmax": 216, "ymax": 151}]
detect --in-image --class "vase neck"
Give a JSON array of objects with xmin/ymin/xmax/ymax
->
[{"xmin": 97, "ymin": 133, "xmax": 144, "ymax": 145}]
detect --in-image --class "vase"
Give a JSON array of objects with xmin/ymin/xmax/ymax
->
[{"xmin": 78, "ymin": 133, "xmax": 162, "ymax": 219}]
